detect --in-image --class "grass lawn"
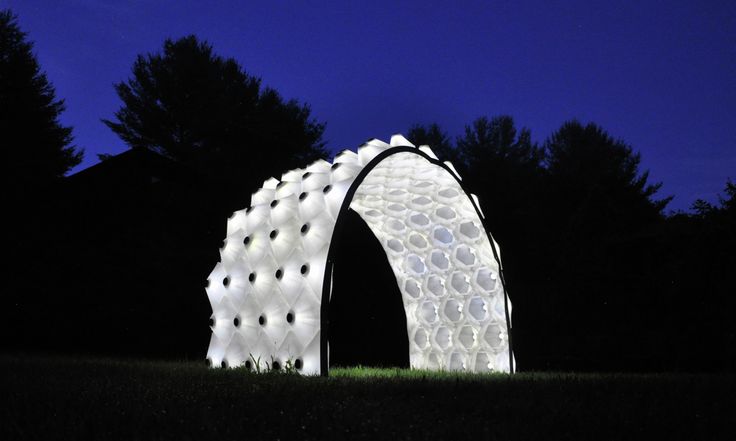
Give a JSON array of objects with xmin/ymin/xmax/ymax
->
[{"xmin": 1, "ymin": 355, "xmax": 734, "ymax": 440}]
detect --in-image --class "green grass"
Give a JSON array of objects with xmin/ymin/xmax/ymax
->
[{"xmin": 2, "ymin": 355, "xmax": 735, "ymax": 440}]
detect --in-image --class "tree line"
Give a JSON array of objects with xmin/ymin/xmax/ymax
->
[{"xmin": 2, "ymin": 9, "xmax": 734, "ymax": 371}]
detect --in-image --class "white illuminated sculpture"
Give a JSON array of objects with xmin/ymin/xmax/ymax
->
[{"xmin": 206, "ymin": 135, "xmax": 514, "ymax": 375}]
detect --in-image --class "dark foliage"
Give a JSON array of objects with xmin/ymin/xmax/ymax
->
[
  {"xmin": 407, "ymin": 123, "xmax": 457, "ymax": 163},
  {"xmin": 0, "ymin": 9, "xmax": 82, "ymax": 189},
  {"xmin": 103, "ymin": 35, "xmax": 326, "ymax": 195}
]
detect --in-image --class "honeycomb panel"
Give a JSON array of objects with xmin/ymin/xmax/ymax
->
[
  {"xmin": 350, "ymin": 151, "xmax": 513, "ymax": 372},
  {"xmin": 205, "ymin": 135, "xmax": 514, "ymax": 374}
]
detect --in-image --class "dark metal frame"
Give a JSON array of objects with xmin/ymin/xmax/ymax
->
[{"xmin": 319, "ymin": 146, "xmax": 514, "ymax": 375}]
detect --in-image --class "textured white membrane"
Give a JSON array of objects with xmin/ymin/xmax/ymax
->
[{"xmin": 206, "ymin": 135, "xmax": 514, "ymax": 375}]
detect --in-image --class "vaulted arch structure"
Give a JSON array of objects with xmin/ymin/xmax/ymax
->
[{"xmin": 205, "ymin": 135, "xmax": 514, "ymax": 375}]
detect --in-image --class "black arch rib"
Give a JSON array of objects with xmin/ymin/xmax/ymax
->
[{"xmin": 319, "ymin": 145, "xmax": 514, "ymax": 375}]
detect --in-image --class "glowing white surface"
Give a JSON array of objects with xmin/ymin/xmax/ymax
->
[{"xmin": 206, "ymin": 135, "xmax": 513, "ymax": 374}]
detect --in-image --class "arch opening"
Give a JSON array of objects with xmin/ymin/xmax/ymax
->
[{"xmin": 328, "ymin": 208, "xmax": 409, "ymax": 368}]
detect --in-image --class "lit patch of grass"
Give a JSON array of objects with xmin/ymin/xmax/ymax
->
[{"xmin": 330, "ymin": 365, "xmax": 510, "ymax": 380}]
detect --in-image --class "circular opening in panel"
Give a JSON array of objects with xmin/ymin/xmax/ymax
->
[
  {"xmin": 223, "ymin": 276, "xmax": 230, "ymax": 287},
  {"xmin": 245, "ymin": 360, "xmax": 252, "ymax": 370},
  {"xmin": 299, "ymin": 192, "xmax": 307, "ymax": 201},
  {"xmin": 243, "ymin": 235, "xmax": 251, "ymax": 246},
  {"xmin": 275, "ymin": 268, "xmax": 283, "ymax": 280},
  {"xmin": 270, "ymin": 200, "xmax": 279, "ymax": 208},
  {"xmin": 271, "ymin": 361, "xmax": 281, "ymax": 371},
  {"xmin": 331, "ymin": 162, "xmax": 341, "ymax": 170},
  {"xmin": 269, "ymin": 229, "xmax": 279, "ymax": 240},
  {"xmin": 286, "ymin": 311, "xmax": 294, "ymax": 324},
  {"xmin": 259, "ymin": 315, "xmax": 266, "ymax": 326},
  {"xmin": 300, "ymin": 264, "xmax": 309, "ymax": 275},
  {"xmin": 301, "ymin": 223, "xmax": 310, "ymax": 235},
  {"xmin": 249, "ymin": 272, "xmax": 256, "ymax": 283},
  {"xmin": 302, "ymin": 172, "xmax": 311, "ymax": 179},
  {"xmin": 276, "ymin": 181, "xmax": 286, "ymax": 188},
  {"xmin": 233, "ymin": 316, "xmax": 241, "ymax": 328},
  {"xmin": 295, "ymin": 358, "xmax": 303, "ymax": 370},
  {"xmin": 221, "ymin": 360, "xmax": 228, "ymax": 369},
  {"xmin": 323, "ymin": 184, "xmax": 332, "ymax": 194}
]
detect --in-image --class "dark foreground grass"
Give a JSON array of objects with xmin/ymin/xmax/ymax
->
[{"xmin": 1, "ymin": 355, "xmax": 735, "ymax": 440}]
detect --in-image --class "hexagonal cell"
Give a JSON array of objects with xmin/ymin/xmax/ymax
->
[
  {"xmin": 474, "ymin": 351, "xmax": 493, "ymax": 372},
  {"xmin": 429, "ymin": 250, "xmax": 450, "ymax": 271},
  {"xmin": 404, "ymin": 278, "xmax": 421, "ymax": 299},
  {"xmin": 386, "ymin": 189, "xmax": 408, "ymax": 201},
  {"xmin": 442, "ymin": 298, "xmax": 463, "ymax": 322},
  {"xmin": 459, "ymin": 221, "xmax": 481, "ymax": 240},
  {"xmin": 387, "ymin": 203, "xmax": 406, "ymax": 213},
  {"xmin": 418, "ymin": 301, "xmax": 438, "ymax": 324},
  {"xmin": 387, "ymin": 238, "xmax": 404, "ymax": 253},
  {"xmin": 448, "ymin": 351, "xmax": 466, "ymax": 371},
  {"xmin": 409, "ymin": 213, "xmax": 430, "ymax": 228},
  {"xmin": 433, "ymin": 226, "xmax": 454, "ymax": 245},
  {"xmin": 425, "ymin": 275, "xmax": 446, "ymax": 298},
  {"xmin": 435, "ymin": 206, "xmax": 456, "ymax": 220},
  {"xmin": 406, "ymin": 254, "xmax": 426, "ymax": 274},
  {"xmin": 413, "ymin": 328, "xmax": 429, "ymax": 350},
  {"xmin": 433, "ymin": 326, "xmax": 452, "ymax": 350},
  {"xmin": 450, "ymin": 272, "xmax": 470, "ymax": 294},
  {"xmin": 475, "ymin": 267, "xmax": 497, "ymax": 292},
  {"xmin": 455, "ymin": 245, "xmax": 476, "ymax": 266},
  {"xmin": 483, "ymin": 322, "xmax": 505, "ymax": 351},
  {"xmin": 457, "ymin": 325, "xmax": 476, "ymax": 350},
  {"xmin": 413, "ymin": 181, "xmax": 435, "ymax": 195},
  {"xmin": 386, "ymin": 219, "xmax": 405, "ymax": 232},
  {"xmin": 408, "ymin": 233, "xmax": 428, "ymax": 250},
  {"xmin": 412, "ymin": 196, "xmax": 432, "ymax": 206},
  {"xmin": 427, "ymin": 351, "xmax": 442, "ymax": 370},
  {"xmin": 438, "ymin": 188, "xmax": 459, "ymax": 200},
  {"xmin": 467, "ymin": 296, "xmax": 488, "ymax": 322}
]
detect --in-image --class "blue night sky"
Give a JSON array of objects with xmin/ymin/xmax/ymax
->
[{"xmin": 4, "ymin": 0, "xmax": 735, "ymax": 211}]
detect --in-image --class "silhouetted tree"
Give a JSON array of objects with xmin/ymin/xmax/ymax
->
[
  {"xmin": 0, "ymin": 9, "xmax": 83, "ymax": 189},
  {"xmin": 543, "ymin": 120, "xmax": 670, "ymax": 242},
  {"xmin": 103, "ymin": 35, "xmax": 326, "ymax": 192},
  {"xmin": 455, "ymin": 116, "xmax": 545, "ymax": 244},
  {"xmin": 692, "ymin": 179, "xmax": 735, "ymax": 219},
  {"xmin": 407, "ymin": 123, "xmax": 457, "ymax": 162}
]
